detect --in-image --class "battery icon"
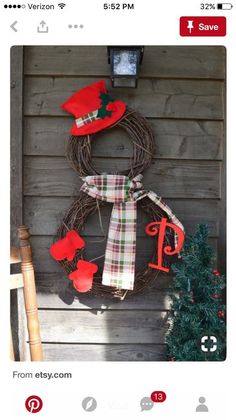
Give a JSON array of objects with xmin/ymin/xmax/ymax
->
[{"xmin": 217, "ymin": 3, "xmax": 233, "ymax": 9}]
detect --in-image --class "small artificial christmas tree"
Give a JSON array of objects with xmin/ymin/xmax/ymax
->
[{"xmin": 165, "ymin": 224, "xmax": 226, "ymax": 361}]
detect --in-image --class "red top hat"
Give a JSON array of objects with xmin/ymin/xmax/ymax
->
[{"xmin": 61, "ymin": 80, "xmax": 126, "ymax": 136}]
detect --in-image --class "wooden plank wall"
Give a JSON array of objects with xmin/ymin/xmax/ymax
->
[
  {"xmin": 19, "ymin": 46, "xmax": 225, "ymax": 361},
  {"xmin": 10, "ymin": 47, "xmax": 31, "ymax": 361}
]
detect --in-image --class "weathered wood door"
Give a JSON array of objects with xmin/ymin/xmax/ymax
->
[{"xmin": 11, "ymin": 46, "xmax": 225, "ymax": 361}]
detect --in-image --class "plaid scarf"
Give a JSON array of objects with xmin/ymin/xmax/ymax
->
[
  {"xmin": 81, "ymin": 174, "xmax": 184, "ymax": 290},
  {"xmin": 75, "ymin": 110, "xmax": 98, "ymax": 128}
]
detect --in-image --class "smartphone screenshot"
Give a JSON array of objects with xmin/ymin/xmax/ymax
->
[{"xmin": 0, "ymin": 0, "xmax": 234, "ymax": 418}]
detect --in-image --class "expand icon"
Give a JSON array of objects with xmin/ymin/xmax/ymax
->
[{"xmin": 200, "ymin": 335, "xmax": 218, "ymax": 353}]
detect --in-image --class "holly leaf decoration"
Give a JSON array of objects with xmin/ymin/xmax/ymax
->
[
  {"xmin": 97, "ymin": 107, "xmax": 112, "ymax": 119},
  {"xmin": 100, "ymin": 92, "xmax": 114, "ymax": 105},
  {"xmin": 97, "ymin": 92, "xmax": 115, "ymax": 119}
]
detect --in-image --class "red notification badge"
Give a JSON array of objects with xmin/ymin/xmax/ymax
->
[{"xmin": 150, "ymin": 391, "xmax": 167, "ymax": 403}]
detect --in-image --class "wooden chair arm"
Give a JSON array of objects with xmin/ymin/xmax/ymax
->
[{"xmin": 18, "ymin": 225, "xmax": 43, "ymax": 361}]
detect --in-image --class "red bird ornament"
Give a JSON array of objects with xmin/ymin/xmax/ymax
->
[
  {"xmin": 69, "ymin": 260, "xmax": 98, "ymax": 293},
  {"xmin": 50, "ymin": 230, "xmax": 85, "ymax": 262}
]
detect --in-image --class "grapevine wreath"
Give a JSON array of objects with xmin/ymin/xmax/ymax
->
[{"xmin": 50, "ymin": 80, "xmax": 185, "ymax": 300}]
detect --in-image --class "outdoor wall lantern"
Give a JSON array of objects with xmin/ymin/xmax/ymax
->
[{"xmin": 108, "ymin": 46, "xmax": 144, "ymax": 88}]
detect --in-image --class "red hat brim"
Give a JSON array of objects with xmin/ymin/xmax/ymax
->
[{"xmin": 70, "ymin": 100, "xmax": 126, "ymax": 135}]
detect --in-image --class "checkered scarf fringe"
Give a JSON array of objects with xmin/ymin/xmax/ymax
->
[{"xmin": 81, "ymin": 174, "xmax": 184, "ymax": 290}]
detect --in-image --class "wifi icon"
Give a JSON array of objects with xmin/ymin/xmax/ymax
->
[{"xmin": 58, "ymin": 3, "xmax": 66, "ymax": 9}]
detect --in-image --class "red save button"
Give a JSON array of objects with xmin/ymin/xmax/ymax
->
[{"xmin": 180, "ymin": 16, "xmax": 226, "ymax": 36}]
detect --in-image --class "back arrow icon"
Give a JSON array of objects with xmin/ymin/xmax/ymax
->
[{"xmin": 10, "ymin": 21, "xmax": 18, "ymax": 32}]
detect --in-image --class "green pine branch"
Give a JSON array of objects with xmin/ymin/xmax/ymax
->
[{"xmin": 165, "ymin": 224, "xmax": 226, "ymax": 361}]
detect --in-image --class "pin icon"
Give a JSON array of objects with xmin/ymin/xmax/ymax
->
[{"xmin": 187, "ymin": 20, "xmax": 194, "ymax": 33}]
